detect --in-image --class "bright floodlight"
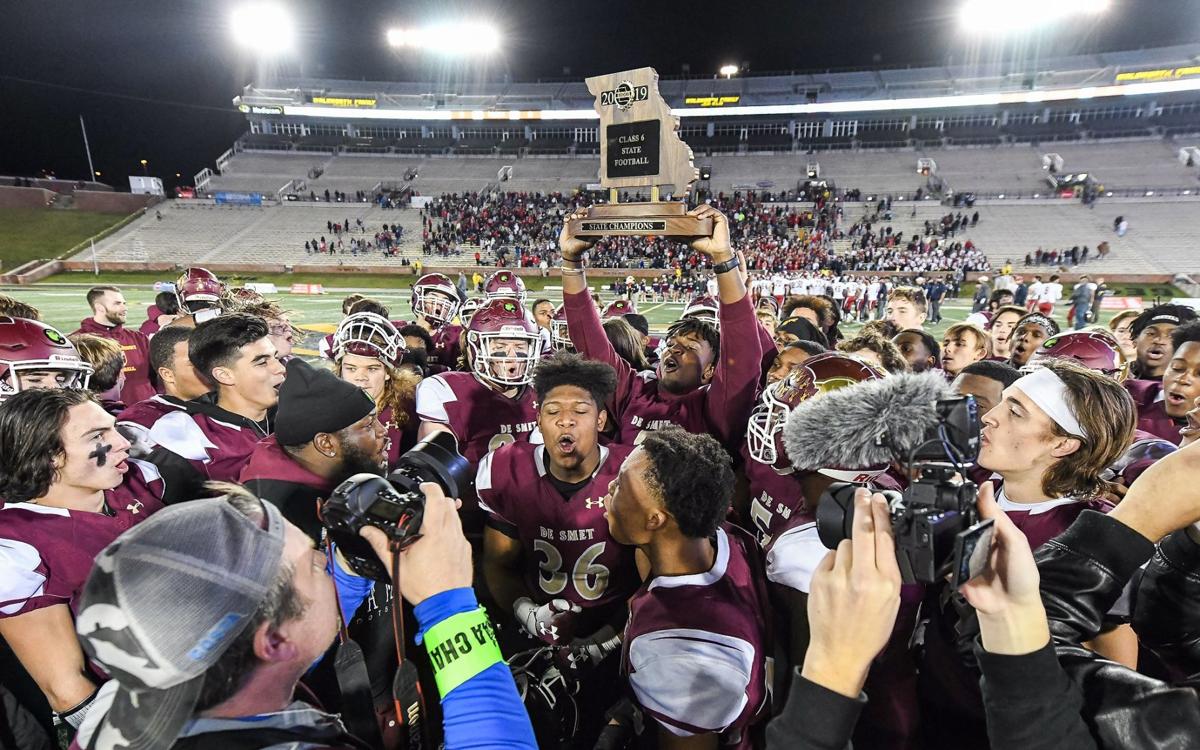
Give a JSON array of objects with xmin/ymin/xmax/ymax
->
[
  {"xmin": 960, "ymin": 0, "xmax": 1108, "ymax": 33},
  {"xmin": 720, "ymin": 64, "xmax": 739, "ymax": 78},
  {"xmin": 231, "ymin": 3, "xmax": 296, "ymax": 55},
  {"xmin": 386, "ymin": 23, "xmax": 501, "ymax": 55}
]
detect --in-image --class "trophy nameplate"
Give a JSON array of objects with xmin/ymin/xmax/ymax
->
[{"xmin": 568, "ymin": 67, "xmax": 712, "ymax": 238}]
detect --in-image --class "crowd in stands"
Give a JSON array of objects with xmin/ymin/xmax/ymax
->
[
  {"xmin": 303, "ymin": 219, "xmax": 405, "ymax": 257},
  {"xmin": 415, "ymin": 189, "xmax": 994, "ymax": 274}
]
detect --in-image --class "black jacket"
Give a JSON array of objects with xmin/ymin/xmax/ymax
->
[
  {"xmin": 1133, "ymin": 527, "xmax": 1200, "ymax": 682},
  {"xmin": 1036, "ymin": 511, "xmax": 1200, "ymax": 748}
]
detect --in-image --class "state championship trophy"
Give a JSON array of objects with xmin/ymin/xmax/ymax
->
[{"xmin": 567, "ymin": 67, "xmax": 713, "ymax": 238}]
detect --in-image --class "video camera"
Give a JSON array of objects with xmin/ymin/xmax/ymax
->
[
  {"xmin": 320, "ymin": 430, "xmax": 474, "ymax": 580},
  {"xmin": 816, "ymin": 395, "xmax": 995, "ymax": 586}
]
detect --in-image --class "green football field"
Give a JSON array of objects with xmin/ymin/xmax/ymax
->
[{"xmin": 4, "ymin": 280, "xmax": 1138, "ymax": 358}]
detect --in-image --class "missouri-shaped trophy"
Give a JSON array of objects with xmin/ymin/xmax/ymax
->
[{"xmin": 567, "ymin": 67, "xmax": 713, "ymax": 238}]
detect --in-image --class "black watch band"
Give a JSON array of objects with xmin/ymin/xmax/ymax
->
[{"xmin": 712, "ymin": 255, "xmax": 740, "ymax": 275}]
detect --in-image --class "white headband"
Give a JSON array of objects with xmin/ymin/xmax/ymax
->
[{"xmin": 1013, "ymin": 367, "xmax": 1089, "ymax": 439}]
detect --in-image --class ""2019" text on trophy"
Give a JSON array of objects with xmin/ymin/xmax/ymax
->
[{"xmin": 567, "ymin": 67, "xmax": 713, "ymax": 238}]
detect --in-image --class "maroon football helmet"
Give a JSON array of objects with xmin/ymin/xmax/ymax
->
[
  {"xmin": 483, "ymin": 271, "xmax": 528, "ymax": 303},
  {"xmin": 747, "ymin": 352, "xmax": 884, "ymax": 474},
  {"xmin": 603, "ymin": 299, "xmax": 637, "ymax": 318},
  {"xmin": 467, "ymin": 298, "xmax": 543, "ymax": 387},
  {"xmin": 550, "ymin": 304, "xmax": 572, "ymax": 351},
  {"xmin": 175, "ymin": 267, "xmax": 225, "ymax": 314},
  {"xmin": 1027, "ymin": 330, "xmax": 1130, "ymax": 381},
  {"xmin": 333, "ymin": 313, "xmax": 403, "ymax": 366},
  {"xmin": 411, "ymin": 273, "xmax": 461, "ymax": 328},
  {"xmin": 0, "ymin": 317, "xmax": 93, "ymax": 401},
  {"xmin": 683, "ymin": 294, "xmax": 720, "ymax": 327}
]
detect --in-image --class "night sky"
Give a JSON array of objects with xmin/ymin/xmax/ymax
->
[{"xmin": 1, "ymin": 0, "xmax": 1195, "ymax": 192}]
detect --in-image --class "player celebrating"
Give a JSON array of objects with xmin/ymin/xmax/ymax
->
[
  {"xmin": 479, "ymin": 352, "xmax": 637, "ymax": 645},
  {"xmin": 333, "ymin": 312, "xmax": 420, "ymax": 464},
  {"xmin": 605, "ymin": 428, "xmax": 769, "ymax": 748},
  {"xmin": 415, "ymin": 298, "xmax": 543, "ymax": 530},
  {"xmin": 559, "ymin": 205, "xmax": 762, "ymax": 446},
  {"xmin": 130, "ymin": 313, "xmax": 286, "ymax": 497},
  {"xmin": 0, "ymin": 316, "xmax": 93, "ymax": 402},
  {"xmin": 0, "ymin": 388, "xmax": 166, "ymax": 738},
  {"xmin": 411, "ymin": 272, "xmax": 464, "ymax": 369}
]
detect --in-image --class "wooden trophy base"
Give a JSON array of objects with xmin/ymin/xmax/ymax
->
[{"xmin": 568, "ymin": 202, "xmax": 713, "ymax": 237}]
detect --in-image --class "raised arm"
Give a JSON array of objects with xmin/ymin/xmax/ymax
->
[{"xmin": 686, "ymin": 207, "xmax": 761, "ymax": 445}]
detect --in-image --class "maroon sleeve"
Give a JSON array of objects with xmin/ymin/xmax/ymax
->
[
  {"xmin": 756, "ymin": 318, "xmax": 777, "ymax": 379},
  {"xmin": 564, "ymin": 289, "xmax": 634, "ymax": 413},
  {"xmin": 705, "ymin": 291, "xmax": 764, "ymax": 446}
]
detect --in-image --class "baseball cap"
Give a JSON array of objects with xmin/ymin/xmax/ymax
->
[
  {"xmin": 75, "ymin": 496, "xmax": 286, "ymax": 750},
  {"xmin": 275, "ymin": 358, "xmax": 376, "ymax": 445}
]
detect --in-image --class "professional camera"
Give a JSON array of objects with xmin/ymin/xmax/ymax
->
[
  {"xmin": 321, "ymin": 430, "xmax": 474, "ymax": 580},
  {"xmin": 816, "ymin": 395, "xmax": 995, "ymax": 586}
]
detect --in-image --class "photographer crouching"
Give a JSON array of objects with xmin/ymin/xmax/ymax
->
[{"xmin": 69, "ymin": 478, "xmax": 536, "ymax": 750}]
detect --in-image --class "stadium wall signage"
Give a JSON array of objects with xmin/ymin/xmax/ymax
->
[
  {"xmin": 683, "ymin": 96, "xmax": 741, "ymax": 107},
  {"xmin": 1116, "ymin": 66, "xmax": 1200, "ymax": 83}
]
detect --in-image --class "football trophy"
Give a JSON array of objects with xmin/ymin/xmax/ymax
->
[{"xmin": 567, "ymin": 67, "xmax": 712, "ymax": 238}]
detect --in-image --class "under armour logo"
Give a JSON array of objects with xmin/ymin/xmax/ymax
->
[
  {"xmin": 584, "ymin": 497, "xmax": 605, "ymax": 510},
  {"xmin": 126, "ymin": 501, "xmax": 143, "ymax": 515},
  {"xmin": 538, "ymin": 622, "xmax": 558, "ymax": 639}
]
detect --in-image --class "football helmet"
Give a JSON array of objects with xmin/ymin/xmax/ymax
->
[
  {"xmin": 459, "ymin": 297, "xmax": 484, "ymax": 327},
  {"xmin": 0, "ymin": 317, "xmax": 93, "ymax": 401},
  {"xmin": 1103, "ymin": 437, "xmax": 1177, "ymax": 486},
  {"xmin": 509, "ymin": 647, "xmax": 580, "ymax": 747},
  {"xmin": 682, "ymin": 294, "xmax": 720, "ymax": 327},
  {"xmin": 603, "ymin": 299, "xmax": 637, "ymax": 318},
  {"xmin": 484, "ymin": 270, "xmax": 528, "ymax": 303},
  {"xmin": 411, "ymin": 273, "xmax": 461, "ymax": 328},
  {"xmin": 550, "ymin": 304, "xmax": 572, "ymax": 351},
  {"xmin": 333, "ymin": 312, "xmax": 403, "ymax": 366},
  {"xmin": 747, "ymin": 352, "xmax": 883, "ymax": 474},
  {"xmin": 175, "ymin": 267, "xmax": 225, "ymax": 314},
  {"xmin": 467, "ymin": 298, "xmax": 543, "ymax": 388},
  {"xmin": 1026, "ymin": 330, "xmax": 1130, "ymax": 381}
]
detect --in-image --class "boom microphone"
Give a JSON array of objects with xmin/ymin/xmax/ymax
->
[{"xmin": 783, "ymin": 372, "xmax": 955, "ymax": 471}]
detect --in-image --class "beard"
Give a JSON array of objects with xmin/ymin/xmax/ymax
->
[
  {"xmin": 105, "ymin": 310, "xmax": 126, "ymax": 326},
  {"xmin": 336, "ymin": 438, "xmax": 386, "ymax": 482}
]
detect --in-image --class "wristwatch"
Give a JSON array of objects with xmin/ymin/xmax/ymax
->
[{"xmin": 711, "ymin": 255, "xmax": 741, "ymax": 275}]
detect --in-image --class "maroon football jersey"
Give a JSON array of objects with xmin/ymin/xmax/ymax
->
[
  {"xmin": 117, "ymin": 395, "xmax": 187, "ymax": 431},
  {"xmin": 0, "ymin": 459, "xmax": 165, "ymax": 617},
  {"xmin": 477, "ymin": 442, "xmax": 639, "ymax": 628},
  {"xmin": 996, "ymin": 485, "xmax": 1112, "ymax": 551},
  {"xmin": 73, "ymin": 318, "xmax": 155, "ymax": 405},
  {"xmin": 415, "ymin": 372, "xmax": 540, "ymax": 467},
  {"xmin": 739, "ymin": 442, "xmax": 809, "ymax": 549},
  {"xmin": 564, "ymin": 290, "xmax": 763, "ymax": 447},
  {"xmin": 379, "ymin": 405, "xmax": 419, "ymax": 470},
  {"xmin": 622, "ymin": 524, "xmax": 769, "ymax": 747},
  {"xmin": 430, "ymin": 323, "xmax": 463, "ymax": 369},
  {"xmin": 1125, "ymin": 378, "xmax": 1183, "ymax": 445},
  {"xmin": 127, "ymin": 396, "xmax": 269, "ymax": 484}
]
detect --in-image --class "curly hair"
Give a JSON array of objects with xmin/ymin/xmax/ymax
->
[
  {"xmin": 782, "ymin": 295, "xmax": 836, "ymax": 331},
  {"xmin": 533, "ymin": 351, "xmax": 617, "ymax": 410},
  {"xmin": 0, "ymin": 388, "xmax": 97, "ymax": 504},
  {"xmin": 640, "ymin": 428, "xmax": 734, "ymax": 538},
  {"xmin": 837, "ymin": 331, "xmax": 909, "ymax": 374}
]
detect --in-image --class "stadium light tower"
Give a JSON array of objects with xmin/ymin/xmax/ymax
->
[
  {"xmin": 386, "ymin": 23, "xmax": 501, "ymax": 55},
  {"xmin": 720, "ymin": 64, "xmax": 739, "ymax": 78},
  {"xmin": 230, "ymin": 3, "xmax": 296, "ymax": 56},
  {"xmin": 959, "ymin": 0, "xmax": 1109, "ymax": 33}
]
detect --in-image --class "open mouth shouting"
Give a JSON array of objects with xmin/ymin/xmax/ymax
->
[{"xmin": 556, "ymin": 434, "xmax": 578, "ymax": 457}]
